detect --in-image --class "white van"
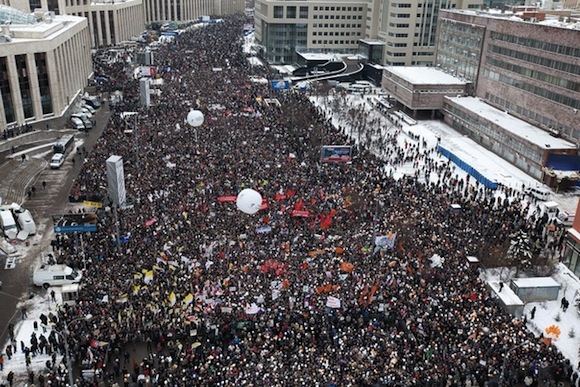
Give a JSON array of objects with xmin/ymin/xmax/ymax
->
[
  {"xmin": 0, "ymin": 209, "xmax": 17, "ymax": 237},
  {"xmin": 13, "ymin": 206, "xmax": 36, "ymax": 235},
  {"xmin": 525, "ymin": 186, "xmax": 551, "ymax": 201},
  {"xmin": 33, "ymin": 264, "xmax": 82, "ymax": 288}
]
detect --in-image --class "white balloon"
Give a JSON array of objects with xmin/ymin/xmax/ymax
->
[
  {"xmin": 187, "ymin": 110, "xmax": 204, "ymax": 127},
  {"xmin": 236, "ymin": 189, "xmax": 263, "ymax": 215}
]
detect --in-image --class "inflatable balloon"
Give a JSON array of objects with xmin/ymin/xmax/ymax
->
[
  {"xmin": 236, "ymin": 189, "xmax": 262, "ymax": 215},
  {"xmin": 187, "ymin": 109, "xmax": 204, "ymax": 127}
]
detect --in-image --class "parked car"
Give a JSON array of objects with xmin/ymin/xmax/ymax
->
[
  {"xmin": 50, "ymin": 153, "xmax": 65, "ymax": 169},
  {"xmin": 83, "ymin": 96, "xmax": 101, "ymax": 109},
  {"xmin": 70, "ymin": 116, "xmax": 85, "ymax": 130}
]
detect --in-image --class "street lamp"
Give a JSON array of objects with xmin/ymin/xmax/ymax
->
[
  {"xmin": 46, "ymin": 315, "xmax": 93, "ymax": 387},
  {"xmin": 498, "ymin": 340, "xmax": 530, "ymax": 386}
]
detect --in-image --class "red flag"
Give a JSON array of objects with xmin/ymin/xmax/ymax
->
[
  {"xmin": 320, "ymin": 214, "xmax": 332, "ymax": 230},
  {"xmin": 260, "ymin": 198, "xmax": 269, "ymax": 210},
  {"xmin": 294, "ymin": 199, "xmax": 304, "ymax": 211}
]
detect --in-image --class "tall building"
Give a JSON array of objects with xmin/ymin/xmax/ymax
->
[
  {"xmin": 254, "ymin": 0, "xmax": 367, "ymax": 64},
  {"xmin": 143, "ymin": 0, "xmax": 211, "ymax": 24},
  {"xmin": 64, "ymin": 0, "xmax": 145, "ymax": 47},
  {"xmin": 0, "ymin": 7, "xmax": 92, "ymax": 130},
  {"xmin": 364, "ymin": 0, "xmax": 483, "ymax": 66},
  {"xmin": 436, "ymin": 9, "xmax": 580, "ymax": 144},
  {"xmin": 254, "ymin": 0, "xmax": 483, "ymax": 66}
]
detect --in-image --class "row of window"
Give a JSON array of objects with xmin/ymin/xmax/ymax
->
[
  {"xmin": 389, "ymin": 23, "xmax": 409, "ymax": 28},
  {"xmin": 490, "ymin": 31, "xmax": 580, "ymax": 59},
  {"xmin": 485, "ymin": 92, "xmax": 577, "ymax": 141},
  {"xmin": 313, "ymin": 23, "xmax": 362, "ymax": 29},
  {"xmin": 390, "ymin": 13, "xmax": 410, "ymax": 18},
  {"xmin": 311, "ymin": 40, "xmax": 359, "ymax": 45},
  {"xmin": 313, "ymin": 6, "xmax": 363, "ymax": 11},
  {"xmin": 313, "ymin": 14, "xmax": 363, "ymax": 20},
  {"xmin": 488, "ymin": 44, "xmax": 580, "ymax": 77},
  {"xmin": 445, "ymin": 103, "xmax": 542, "ymax": 163},
  {"xmin": 486, "ymin": 57, "xmax": 580, "ymax": 93},
  {"xmin": 273, "ymin": 6, "xmax": 308, "ymax": 19},
  {"xmin": 415, "ymin": 89, "xmax": 463, "ymax": 93},
  {"xmin": 392, "ymin": 3, "xmax": 412, "ymax": 7},
  {"xmin": 313, "ymin": 31, "xmax": 360, "ymax": 36},
  {"xmin": 484, "ymin": 69, "xmax": 580, "ymax": 110}
]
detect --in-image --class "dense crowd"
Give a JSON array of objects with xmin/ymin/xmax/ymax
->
[{"xmin": 6, "ymin": 14, "xmax": 578, "ymax": 387}]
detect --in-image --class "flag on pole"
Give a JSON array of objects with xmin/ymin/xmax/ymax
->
[
  {"xmin": 168, "ymin": 292, "xmax": 177, "ymax": 307},
  {"xmin": 144, "ymin": 270, "xmax": 154, "ymax": 284}
]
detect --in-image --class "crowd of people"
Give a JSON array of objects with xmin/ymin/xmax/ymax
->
[{"xmin": 4, "ymin": 14, "xmax": 578, "ymax": 386}]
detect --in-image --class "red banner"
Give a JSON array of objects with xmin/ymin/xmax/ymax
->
[
  {"xmin": 291, "ymin": 210, "xmax": 310, "ymax": 218},
  {"xmin": 217, "ymin": 196, "xmax": 237, "ymax": 203}
]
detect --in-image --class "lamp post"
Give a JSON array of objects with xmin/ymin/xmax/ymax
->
[
  {"xmin": 498, "ymin": 340, "xmax": 530, "ymax": 386},
  {"xmin": 47, "ymin": 315, "xmax": 92, "ymax": 387}
]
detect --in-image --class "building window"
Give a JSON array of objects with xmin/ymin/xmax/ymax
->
[
  {"xmin": 35, "ymin": 53, "xmax": 53, "ymax": 115},
  {"xmin": 299, "ymin": 6, "xmax": 308, "ymax": 18},
  {"xmin": 286, "ymin": 6, "xmax": 296, "ymax": 18},
  {"xmin": 0, "ymin": 57, "xmax": 15, "ymax": 123},
  {"xmin": 273, "ymin": 6, "xmax": 283, "ymax": 18},
  {"xmin": 15, "ymin": 54, "xmax": 34, "ymax": 119}
]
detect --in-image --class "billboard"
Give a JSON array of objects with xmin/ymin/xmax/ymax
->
[
  {"xmin": 106, "ymin": 155, "xmax": 127, "ymax": 206},
  {"xmin": 271, "ymin": 79, "xmax": 290, "ymax": 91},
  {"xmin": 320, "ymin": 146, "xmax": 352, "ymax": 163},
  {"xmin": 53, "ymin": 213, "xmax": 98, "ymax": 233}
]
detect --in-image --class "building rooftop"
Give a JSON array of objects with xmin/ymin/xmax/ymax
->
[
  {"xmin": 448, "ymin": 9, "xmax": 580, "ymax": 31},
  {"xmin": 6, "ymin": 15, "xmax": 86, "ymax": 41},
  {"xmin": 386, "ymin": 66, "xmax": 467, "ymax": 86},
  {"xmin": 446, "ymin": 96, "xmax": 579, "ymax": 150}
]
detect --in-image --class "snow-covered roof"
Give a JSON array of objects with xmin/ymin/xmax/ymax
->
[
  {"xmin": 386, "ymin": 66, "xmax": 467, "ymax": 86},
  {"xmin": 488, "ymin": 281, "xmax": 524, "ymax": 305},
  {"xmin": 511, "ymin": 277, "xmax": 560, "ymax": 288},
  {"xmin": 359, "ymin": 39, "xmax": 385, "ymax": 46},
  {"xmin": 447, "ymin": 97, "xmax": 578, "ymax": 150},
  {"xmin": 449, "ymin": 9, "xmax": 580, "ymax": 31},
  {"xmin": 298, "ymin": 52, "xmax": 337, "ymax": 61}
]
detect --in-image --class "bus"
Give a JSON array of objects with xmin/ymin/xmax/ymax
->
[{"xmin": 53, "ymin": 134, "xmax": 75, "ymax": 154}]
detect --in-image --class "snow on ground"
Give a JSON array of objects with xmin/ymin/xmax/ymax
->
[
  {"xmin": 0, "ymin": 291, "xmax": 69, "ymax": 385},
  {"xmin": 483, "ymin": 264, "xmax": 580, "ymax": 370}
]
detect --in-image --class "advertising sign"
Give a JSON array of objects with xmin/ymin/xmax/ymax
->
[
  {"xmin": 53, "ymin": 213, "xmax": 98, "ymax": 233},
  {"xmin": 320, "ymin": 146, "xmax": 352, "ymax": 163},
  {"xmin": 271, "ymin": 79, "xmax": 290, "ymax": 91}
]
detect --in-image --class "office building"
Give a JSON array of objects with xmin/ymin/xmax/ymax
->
[
  {"xmin": 65, "ymin": 0, "xmax": 144, "ymax": 47},
  {"xmin": 435, "ymin": 9, "xmax": 580, "ymax": 145},
  {"xmin": 0, "ymin": 7, "xmax": 92, "ymax": 130},
  {"xmin": 254, "ymin": 0, "xmax": 367, "ymax": 64},
  {"xmin": 368, "ymin": 0, "xmax": 482, "ymax": 66},
  {"xmin": 143, "ymin": 0, "xmax": 244, "ymax": 25}
]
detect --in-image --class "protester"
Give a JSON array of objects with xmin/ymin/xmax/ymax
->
[{"xmin": 6, "ymin": 14, "xmax": 573, "ymax": 386}]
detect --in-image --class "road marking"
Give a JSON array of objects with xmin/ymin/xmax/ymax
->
[{"xmin": 5, "ymin": 257, "xmax": 17, "ymax": 269}]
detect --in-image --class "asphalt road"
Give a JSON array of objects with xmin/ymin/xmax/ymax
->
[{"xmin": 0, "ymin": 101, "xmax": 112, "ymax": 346}]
